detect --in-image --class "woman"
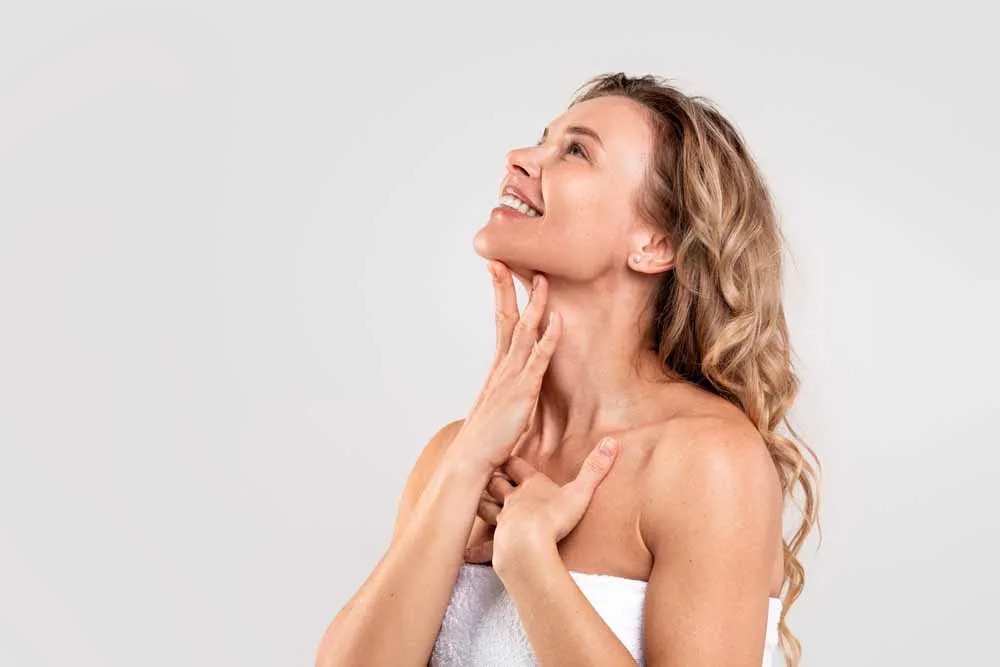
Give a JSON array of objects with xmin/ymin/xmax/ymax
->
[{"xmin": 317, "ymin": 72, "xmax": 820, "ymax": 667}]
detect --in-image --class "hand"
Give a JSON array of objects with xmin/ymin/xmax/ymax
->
[
  {"xmin": 459, "ymin": 477, "xmax": 504, "ymax": 566},
  {"xmin": 463, "ymin": 437, "xmax": 621, "ymax": 568},
  {"xmin": 476, "ymin": 475, "xmax": 506, "ymax": 528},
  {"xmin": 444, "ymin": 261, "xmax": 562, "ymax": 480}
]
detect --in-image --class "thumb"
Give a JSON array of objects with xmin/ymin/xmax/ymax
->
[{"xmin": 570, "ymin": 437, "xmax": 619, "ymax": 495}]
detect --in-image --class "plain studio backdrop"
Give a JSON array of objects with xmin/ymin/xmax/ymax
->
[{"xmin": 1, "ymin": 1, "xmax": 997, "ymax": 665}]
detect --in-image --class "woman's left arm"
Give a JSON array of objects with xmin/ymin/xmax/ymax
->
[
  {"xmin": 497, "ymin": 536, "xmax": 640, "ymax": 666},
  {"xmin": 488, "ymin": 420, "xmax": 783, "ymax": 667},
  {"xmin": 638, "ymin": 420, "xmax": 784, "ymax": 667}
]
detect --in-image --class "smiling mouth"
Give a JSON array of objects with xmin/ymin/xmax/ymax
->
[
  {"xmin": 494, "ymin": 203, "xmax": 542, "ymax": 221},
  {"xmin": 498, "ymin": 193, "xmax": 542, "ymax": 217}
]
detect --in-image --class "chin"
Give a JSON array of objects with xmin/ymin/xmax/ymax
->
[
  {"xmin": 473, "ymin": 224, "xmax": 539, "ymax": 264},
  {"xmin": 471, "ymin": 226, "xmax": 493, "ymax": 259},
  {"xmin": 472, "ymin": 226, "xmax": 516, "ymax": 263}
]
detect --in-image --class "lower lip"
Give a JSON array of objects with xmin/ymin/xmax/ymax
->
[{"xmin": 490, "ymin": 204, "xmax": 542, "ymax": 221}]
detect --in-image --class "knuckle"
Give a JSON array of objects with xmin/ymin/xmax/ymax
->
[
  {"xmin": 519, "ymin": 377, "xmax": 539, "ymax": 398},
  {"xmin": 586, "ymin": 456, "xmax": 607, "ymax": 475},
  {"xmin": 534, "ymin": 337, "xmax": 554, "ymax": 354},
  {"xmin": 525, "ymin": 347, "xmax": 548, "ymax": 369},
  {"xmin": 511, "ymin": 378, "xmax": 533, "ymax": 398}
]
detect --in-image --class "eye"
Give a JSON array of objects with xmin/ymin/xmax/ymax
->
[
  {"xmin": 564, "ymin": 141, "xmax": 588, "ymax": 160},
  {"xmin": 534, "ymin": 138, "xmax": 588, "ymax": 160}
]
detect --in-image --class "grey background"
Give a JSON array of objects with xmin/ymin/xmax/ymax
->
[{"xmin": 1, "ymin": 1, "xmax": 997, "ymax": 665}]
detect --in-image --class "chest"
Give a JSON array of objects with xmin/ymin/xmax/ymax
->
[{"xmin": 466, "ymin": 438, "xmax": 654, "ymax": 582}]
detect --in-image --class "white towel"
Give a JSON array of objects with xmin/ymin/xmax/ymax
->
[{"xmin": 429, "ymin": 562, "xmax": 782, "ymax": 666}]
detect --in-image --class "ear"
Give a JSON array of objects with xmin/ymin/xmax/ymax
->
[{"xmin": 627, "ymin": 226, "xmax": 675, "ymax": 275}]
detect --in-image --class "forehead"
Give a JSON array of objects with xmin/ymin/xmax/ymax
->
[
  {"xmin": 547, "ymin": 95, "xmax": 653, "ymax": 154},
  {"xmin": 546, "ymin": 95, "xmax": 653, "ymax": 183}
]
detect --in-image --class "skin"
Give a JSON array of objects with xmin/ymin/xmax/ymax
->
[
  {"xmin": 464, "ymin": 95, "xmax": 786, "ymax": 665},
  {"xmin": 473, "ymin": 94, "xmax": 686, "ymax": 452}
]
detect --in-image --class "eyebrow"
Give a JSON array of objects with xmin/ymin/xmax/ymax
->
[{"xmin": 538, "ymin": 124, "xmax": 604, "ymax": 148}]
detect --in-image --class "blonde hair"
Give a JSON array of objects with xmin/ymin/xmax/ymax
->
[{"xmin": 570, "ymin": 73, "xmax": 821, "ymax": 666}]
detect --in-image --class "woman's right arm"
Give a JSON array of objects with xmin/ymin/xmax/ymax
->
[
  {"xmin": 316, "ymin": 263, "xmax": 560, "ymax": 667},
  {"xmin": 314, "ymin": 419, "xmax": 491, "ymax": 667}
]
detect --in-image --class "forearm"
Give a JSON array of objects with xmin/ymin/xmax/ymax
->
[
  {"xmin": 316, "ymin": 461, "xmax": 489, "ymax": 667},
  {"xmin": 498, "ymin": 539, "xmax": 638, "ymax": 667}
]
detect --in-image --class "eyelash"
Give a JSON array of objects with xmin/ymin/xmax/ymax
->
[
  {"xmin": 565, "ymin": 141, "xmax": 587, "ymax": 159},
  {"xmin": 535, "ymin": 139, "xmax": 588, "ymax": 160}
]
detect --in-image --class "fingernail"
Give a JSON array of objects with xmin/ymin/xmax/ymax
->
[{"xmin": 599, "ymin": 438, "xmax": 617, "ymax": 456}]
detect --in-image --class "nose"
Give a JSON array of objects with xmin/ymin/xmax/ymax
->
[{"xmin": 505, "ymin": 146, "xmax": 541, "ymax": 179}]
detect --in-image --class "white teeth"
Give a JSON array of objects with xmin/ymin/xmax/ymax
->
[{"xmin": 499, "ymin": 193, "xmax": 541, "ymax": 217}]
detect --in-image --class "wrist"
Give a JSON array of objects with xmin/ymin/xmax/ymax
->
[
  {"xmin": 493, "ymin": 526, "xmax": 557, "ymax": 580},
  {"xmin": 435, "ymin": 450, "xmax": 493, "ymax": 493},
  {"xmin": 440, "ymin": 437, "xmax": 495, "ymax": 485},
  {"xmin": 408, "ymin": 459, "xmax": 491, "ymax": 543}
]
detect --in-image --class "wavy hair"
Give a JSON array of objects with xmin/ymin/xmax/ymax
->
[{"xmin": 569, "ymin": 73, "xmax": 821, "ymax": 666}]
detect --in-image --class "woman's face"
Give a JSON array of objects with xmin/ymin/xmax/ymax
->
[{"xmin": 473, "ymin": 95, "xmax": 655, "ymax": 283}]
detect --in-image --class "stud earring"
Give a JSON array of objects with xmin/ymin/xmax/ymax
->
[{"xmin": 631, "ymin": 254, "xmax": 641, "ymax": 264}]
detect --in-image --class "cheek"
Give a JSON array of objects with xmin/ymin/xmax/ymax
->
[
  {"xmin": 557, "ymin": 179, "xmax": 631, "ymax": 243},
  {"xmin": 554, "ymin": 175, "xmax": 616, "ymax": 221}
]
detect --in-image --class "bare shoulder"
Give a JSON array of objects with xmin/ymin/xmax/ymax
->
[
  {"xmin": 636, "ymin": 392, "xmax": 785, "ymax": 663},
  {"xmin": 638, "ymin": 390, "xmax": 782, "ymax": 556},
  {"xmin": 389, "ymin": 418, "xmax": 466, "ymax": 544}
]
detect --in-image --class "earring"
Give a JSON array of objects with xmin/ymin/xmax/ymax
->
[{"xmin": 631, "ymin": 254, "xmax": 641, "ymax": 264}]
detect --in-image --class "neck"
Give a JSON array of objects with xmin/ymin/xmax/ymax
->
[{"xmin": 521, "ymin": 271, "xmax": 675, "ymax": 458}]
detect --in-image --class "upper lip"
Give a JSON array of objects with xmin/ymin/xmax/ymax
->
[{"xmin": 501, "ymin": 184, "xmax": 544, "ymax": 214}]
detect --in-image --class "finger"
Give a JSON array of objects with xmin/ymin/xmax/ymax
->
[
  {"xmin": 567, "ymin": 437, "xmax": 619, "ymax": 496},
  {"xmin": 487, "ymin": 474, "xmax": 516, "ymax": 501},
  {"xmin": 521, "ymin": 311, "xmax": 561, "ymax": 384},
  {"xmin": 490, "ymin": 261, "xmax": 519, "ymax": 363},
  {"xmin": 470, "ymin": 262, "xmax": 518, "ymax": 417},
  {"xmin": 477, "ymin": 498, "xmax": 501, "ymax": 525},
  {"xmin": 464, "ymin": 539, "xmax": 494, "ymax": 564},
  {"xmin": 506, "ymin": 273, "xmax": 549, "ymax": 369},
  {"xmin": 502, "ymin": 455, "xmax": 539, "ymax": 485},
  {"xmin": 488, "ymin": 468, "xmax": 513, "ymax": 490}
]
